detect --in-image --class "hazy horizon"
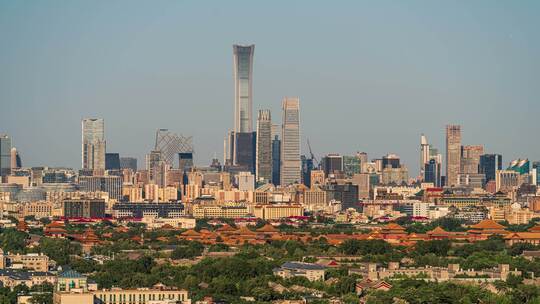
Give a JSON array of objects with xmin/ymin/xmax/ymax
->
[{"xmin": 1, "ymin": 1, "xmax": 539, "ymax": 176}]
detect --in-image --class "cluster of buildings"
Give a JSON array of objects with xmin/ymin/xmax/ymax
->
[{"xmin": 0, "ymin": 45, "xmax": 539, "ymax": 244}]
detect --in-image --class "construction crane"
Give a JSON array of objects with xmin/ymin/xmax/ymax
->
[{"xmin": 307, "ymin": 138, "xmax": 319, "ymax": 168}]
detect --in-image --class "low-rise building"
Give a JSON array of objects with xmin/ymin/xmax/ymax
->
[
  {"xmin": 0, "ymin": 250, "xmax": 50, "ymax": 272},
  {"xmin": 273, "ymin": 262, "xmax": 326, "ymax": 281}
]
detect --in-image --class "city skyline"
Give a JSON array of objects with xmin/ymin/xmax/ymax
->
[{"xmin": 1, "ymin": 1, "xmax": 539, "ymax": 173}]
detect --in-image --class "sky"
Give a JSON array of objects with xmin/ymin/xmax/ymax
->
[{"xmin": 1, "ymin": 1, "xmax": 539, "ymax": 176}]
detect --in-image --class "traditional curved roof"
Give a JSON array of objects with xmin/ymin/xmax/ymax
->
[
  {"xmin": 528, "ymin": 225, "xmax": 540, "ymax": 232},
  {"xmin": 427, "ymin": 226, "xmax": 449, "ymax": 235},
  {"xmin": 217, "ymin": 224, "xmax": 236, "ymax": 232},
  {"xmin": 236, "ymin": 226, "xmax": 256, "ymax": 235},
  {"xmin": 47, "ymin": 221, "xmax": 65, "ymax": 228},
  {"xmin": 384, "ymin": 223, "xmax": 405, "ymax": 230},
  {"xmin": 256, "ymin": 224, "xmax": 278, "ymax": 233},
  {"xmin": 182, "ymin": 229, "xmax": 200, "ymax": 236},
  {"xmin": 470, "ymin": 219, "xmax": 506, "ymax": 230}
]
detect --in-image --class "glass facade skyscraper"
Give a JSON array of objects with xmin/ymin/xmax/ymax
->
[
  {"xmin": 233, "ymin": 44, "xmax": 254, "ymax": 133},
  {"xmin": 82, "ymin": 118, "xmax": 106, "ymax": 170},
  {"xmin": 0, "ymin": 134, "xmax": 12, "ymax": 179},
  {"xmin": 256, "ymin": 110, "xmax": 272, "ymax": 183},
  {"xmin": 479, "ymin": 154, "xmax": 502, "ymax": 183},
  {"xmin": 280, "ymin": 97, "xmax": 301, "ymax": 185}
]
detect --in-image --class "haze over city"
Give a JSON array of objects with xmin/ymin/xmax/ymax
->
[{"xmin": 1, "ymin": 1, "xmax": 539, "ymax": 172}]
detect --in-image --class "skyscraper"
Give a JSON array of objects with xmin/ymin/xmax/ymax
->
[
  {"xmin": 256, "ymin": 110, "xmax": 272, "ymax": 183},
  {"xmin": 105, "ymin": 153, "xmax": 121, "ymax": 170},
  {"xmin": 271, "ymin": 126, "xmax": 281, "ymax": 186},
  {"xmin": 0, "ymin": 134, "xmax": 11, "ymax": 179},
  {"xmin": 424, "ymin": 159, "xmax": 441, "ymax": 187},
  {"xmin": 461, "ymin": 145, "xmax": 484, "ymax": 174},
  {"xmin": 280, "ymin": 97, "xmax": 301, "ymax": 185},
  {"xmin": 420, "ymin": 134, "xmax": 430, "ymax": 177},
  {"xmin": 445, "ymin": 125, "xmax": 461, "ymax": 187},
  {"xmin": 120, "ymin": 157, "xmax": 138, "ymax": 172},
  {"xmin": 10, "ymin": 147, "xmax": 19, "ymax": 170},
  {"xmin": 233, "ymin": 44, "xmax": 255, "ymax": 134},
  {"xmin": 82, "ymin": 118, "xmax": 106, "ymax": 170}
]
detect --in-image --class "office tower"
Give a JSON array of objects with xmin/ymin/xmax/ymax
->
[
  {"xmin": 105, "ymin": 153, "xmax": 121, "ymax": 170},
  {"xmin": 271, "ymin": 124, "xmax": 281, "ymax": 186},
  {"xmin": 343, "ymin": 155, "xmax": 360, "ymax": 178},
  {"xmin": 532, "ymin": 161, "xmax": 540, "ymax": 186},
  {"xmin": 445, "ymin": 125, "xmax": 461, "ymax": 187},
  {"xmin": 280, "ymin": 98, "xmax": 301, "ymax": 185},
  {"xmin": 357, "ymin": 152, "xmax": 368, "ymax": 173},
  {"xmin": 382, "ymin": 154, "xmax": 400, "ymax": 169},
  {"xmin": 10, "ymin": 147, "xmax": 17, "ymax": 170},
  {"xmin": 322, "ymin": 154, "xmax": 343, "ymax": 176},
  {"xmin": 0, "ymin": 134, "xmax": 12, "ymax": 179},
  {"xmin": 154, "ymin": 129, "xmax": 193, "ymax": 166},
  {"xmin": 381, "ymin": 166, "xmax": 409, "ymax": 185},
  {"xmin": 301, "ymin": 155, "xmax": 314, "ymax": 187},
  {"xmin": 233, "ymin": 44, "xmax": 255, "ymax": 133},
  {"xmin": 424, "ymin": 159, "xmax": 441, "ymax": 187},
  {"xmin": 461, "ymin": 145, "xmax": 484, "ymax": 174},
  {"xmin": 146, "ymin": 150, "xmax": 162, "ymax": 184},
  {"xmin": 256, "ymin": 110, "xmax": 272, "ymax": 182},
  {"xmin": 234, "ymin": 132, "xmax": 256, "ymax": 174},
  {"xmin": 479, "ymin": 154, "xmax": 502, "ymax": 183},
  {"xmin": 420, "ymin": 135, "xmax": 430, "ymax": 176},
  {"xmin": 120, "ymin": 157, "xmax": 138, "ymax": 172},
  {"xmin": 179, "ymin": 153, "xmax": 194, "ymax": 173},
  {"xmin": 82, "ymin": 118, "xmax": 106, "ymax": 170}
]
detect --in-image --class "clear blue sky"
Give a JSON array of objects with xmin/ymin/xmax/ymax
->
[{"xmin": 1, "ymin": 1, "xmax": 539, "ymax": 175}]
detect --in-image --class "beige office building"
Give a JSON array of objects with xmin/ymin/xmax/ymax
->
[{"xmin": 446, "ymin": 125, "xmax": 461, "ymax": 186}]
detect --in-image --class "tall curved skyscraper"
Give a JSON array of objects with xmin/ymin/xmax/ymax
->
[{"xmin": 233, "ymin": 44, "xmax": 254, "ymax": 133}]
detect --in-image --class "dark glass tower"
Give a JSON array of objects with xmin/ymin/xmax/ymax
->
[{"xmin": 479, "ymin": 154, "xmax": 502, "ymax": 183}]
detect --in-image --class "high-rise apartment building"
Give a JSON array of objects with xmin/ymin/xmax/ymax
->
[
  {"xmin": 445, "ymin": 125, "xmax": 461, "ymax": 186},
  {"xmin": 233, "ymin": 44, "xmax": 255, "ymax": 134},
  {"xmin": 461, "ymin": 145, "xmax": 484, "ymax": 174},
  {"xmin": 0, "ymin": 134, "xmax": 11, "ymax": 179},
  {"xmin": 280, "ymin": 97, "xmax": 301, "ymax": 185},
  {"xmin": 256, "ymin": 110, "xmax": 272, "ymax": 182},
  {"xmin": 82, "ymin": 118, "xmax": 106, "ymax": 170}
]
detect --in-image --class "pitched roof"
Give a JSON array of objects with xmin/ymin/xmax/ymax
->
[
  {"xmin": 427, "ymin": 226, "xmax": 449, "ymax": 235},
  {"xmin": 384, "ymin": 223, "xmax": 405, "ymax": 230},
  {"xmin": 182, "ymin": 229, "xmax": 201, "ymax": 236},
  {"xmin": 470, "ymin": 219, "xmax": 506, "ymax": 230},
  {"xmin": 236, "ymin": 226, "xmax": 256, "ymax": 235},
  {"xmin": 528, "ymin": 225, "xmax": 540, "ymax": 232},
  {"xmin": 256, "ymin": 224, "xmax": 278, "ymax": 233},
  {"xmin": 217, "ymin": 224, "xmax": 236, "ymax": 232}
]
